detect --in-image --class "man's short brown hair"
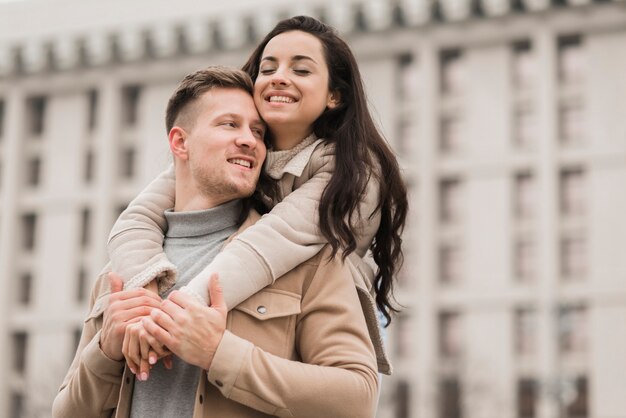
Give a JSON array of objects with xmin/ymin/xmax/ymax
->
[{"xmin": 165, "ymin": 66, "xmax": 254, "ymax": 133}]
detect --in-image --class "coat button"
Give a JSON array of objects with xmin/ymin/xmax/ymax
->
[
  {"xmin": 125, "ymin": 377, "xmax": 131, "ymax": 384},
  {"xmin": 256, "ymin": 306, "xmax": 267, "ymax": 314},
  {"xmin": 215, "ymin": 380, "xmax": 224, "ymax": 388},
  {"xmin": 199, "ymin": 394, "xmax": 203, "ymax": 404}
]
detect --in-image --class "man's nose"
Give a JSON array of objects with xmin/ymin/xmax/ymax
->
[{"xmin": 235, "ymin": 128, "xmax": 257, "ymax": 149}]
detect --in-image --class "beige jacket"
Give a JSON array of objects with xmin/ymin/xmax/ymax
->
[
  {"xmin": 108, "ymin": 139, "xmax": 391, "ymax": 374},
  {"xmin": 52, "ymin": 212, "xmax": 379, "ymax": 418}
]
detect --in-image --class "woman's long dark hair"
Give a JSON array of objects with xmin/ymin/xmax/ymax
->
[{"xmin": 242, "ymin": 16, "xmax": 408, "ymax": 326}]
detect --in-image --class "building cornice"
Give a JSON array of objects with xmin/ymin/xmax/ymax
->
[{"xmin": 0, "ymin": 0, "xmax": 622, "ymax": 78}]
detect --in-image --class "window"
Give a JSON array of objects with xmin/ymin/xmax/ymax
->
[
  {"xmin": 87, "ymin": 89, "xmax": 98, "ymax": 131},
  {"xmin": 18, "ymin": 272, "xmax": 32, "ymax": 305},
  {"xmin": 440, "ymin": 49, "xmax": 464, "ymax": 96},
  {"xmin": 21, "ymin": 213, "xmax": 37, "ymax": 251},
  {"xmin": 514, "ymin": 238, "xmax": 536, "ymax": 282},
  {"xmin": 396, "ymin": 117, "xmax": 417, "ymax": 157},
  {"xmin": 84, "ymin": 150, "xmax": 94, "ymax": 183},
  {"xmin": 440, "ymin": 179, "xmax": 462, "ymax": 225},
  {"xmin": 564, "ymin": 376, "xmax": 588, "ymax": 418},
  {"xmin": 0, "ymin": 99, "xmax": 5, "ymax": 138},
  {"xmin": 558, "ymin": 35, "xmax": 585, "ymax": 85},
  {"xmin": 27, "ymin": 96, "xmax": 47, "ymax": 136},
  {"xmin": 26, "ymin": 156, "xmax": 41, "ymax": 187},
  {"xmin": 394, "ymin": 312, "xmax": 412, "ymax": 359},
  {"xmin": 512, "ymin": 40, "xmax": 535, "ymax": 90},
  {"xmin": 12, "ymin": 332, "xmax": 28, "ymax": 373},
  {"xmin": 73, "ymin": 327, "xmax": 83, "ymax": 352},
  {"xmin": 514, "ymin": 106, "xmax": 536, "ymax": 150},
  {"xmin": 395, "ymin": 380, "xmax": 411, "ymax": 418},
  {"xmin": 440, "ymin": 114, "xmax": 462, "ymax": 154},
  {"xmin": 439, "ymin": 311, "xmax": 462, "ymax": 359},
  {"xmin": 115, "ymin": 202, "xmax": 130, "ymax": 222},
  {"xmin": 514, "ymin": 307, "xmax": 537, "ymax": 356},
  {"xmin": 561, "ymin": 235, "xmax": 586, "ymax": 280},
  {"xmin": 397, "ymin": 53, "xmax": 418, "ymax": 101},
  {"xmin": 514, "ymin": 172, "xmax": 535, "ymax": 220},
  {"xmin": 80, "ymin": 207, "xmax": 91, "ymax": 247},
  {"xmin": 122, "ymin": 85, "xmax": 141, "ymax": 126},
  {"xmin": 76, "ymin": 266, "xmax": 88, "ymax": 303},
  {"xmin": 559, "ymin": 101, "xmax": 584, "ymax": 146},
  {"xmin": 439, "ymin": 378, "xmax": 462, "ymax": 418},
  {"xmin": 440, "ymin": 244, "xmax": 462, "ymax": 284},
  {"xmin": 517, "ymin": 378, "xmax": 537, "ymax": 418},
  {"xmin": 119, "ymin": 147, "xmax": 136, "ymax": 180},
  {"xmin": 560, "ymin": 168, "xmax": 585, "ymax": 218},
  {"xmin": 10, "ymin": 391, "xmax": 24, "ymax": 418},
  {"xmin": 558, "ymin": 305, "xmax": 587, "ymax": 355}
]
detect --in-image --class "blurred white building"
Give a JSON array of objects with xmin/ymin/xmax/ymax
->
[{"xmin": 1, "ymin": 0, "xmax": 626, "ymax": 417}]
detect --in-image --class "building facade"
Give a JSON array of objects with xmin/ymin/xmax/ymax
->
[{"xmin": 1, "ymin": 1, "xmax": 625, "ymax": 417}]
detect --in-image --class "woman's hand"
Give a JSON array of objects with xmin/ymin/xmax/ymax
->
[
  {"xmin": 122, "ymin": 320, "xmax": 172, "ymax": 381},
  {"xmin": 122, "ymin": 279, "xmax": 172, "ymax": 381}
]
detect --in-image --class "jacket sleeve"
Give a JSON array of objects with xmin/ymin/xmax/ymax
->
[
  {"xmin": 107, "ymin": 164, "xmax": 177, "ymax": 293},
  {"xmin": 183, "ymin": 143, "xmax": 381, "ymax": 308},
  {"xmin": 52, "ymin": 268, "xmax": 126, "ymax": 418},
  {"xmin": 206, "ymin": 248, "xmax": 379, "ymax": 418}
]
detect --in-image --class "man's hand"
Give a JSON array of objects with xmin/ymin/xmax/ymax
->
[
  {"xmin": 100, "ymin": 273, "xmax": 162, "ymax": 362},
  {"xmin": 142, "ymin": 273, "xmax": 227, "ymax": 371}
]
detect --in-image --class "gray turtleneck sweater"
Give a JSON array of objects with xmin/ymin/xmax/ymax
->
[{"xmin": 130, "ymin": 199, "xmax": 241, "ymax": 418}]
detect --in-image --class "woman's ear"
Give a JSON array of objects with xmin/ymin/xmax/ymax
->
[
  {"xmin": 327, "ymin": 90, "xmax": 341, "ymax": 109},
  {"xmin": 169, "ymin": 127, "xmax": 189, "ymax": 161}
]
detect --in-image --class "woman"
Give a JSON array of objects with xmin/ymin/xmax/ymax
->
[{"xmin": 110, "ymin": 15, "xmax": 408, "ymax": 378}]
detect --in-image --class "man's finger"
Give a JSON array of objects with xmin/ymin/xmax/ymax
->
[
  {"xmin": 160, "ymin": 299, "xmax": 186, "ymax": 321},
  {"xmin": 109, "ymin": 273, "xmax": 124, "ymax": 294},
  {"xmin": 167, "ymin": 290, "xmax": 194, "ymax": 310},
  {"xmin": 115, "ymin": 305, "xmax": 161, "ymax": 323},
  {"xmin": 114, "ymin": 288, "xmax": 162, "ymax": 302},
  {"xmin": 208, "ymin": 274, "xmax": 227, "ymax": 315},
  {"xmin": 149, "ymin": 308, "xmax": 176, "ymax": 333},
  {"xmin": 142, "ymin": 317, "xmax": 175, "ymax": 349}
]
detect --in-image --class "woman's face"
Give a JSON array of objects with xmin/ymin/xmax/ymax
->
[{"xmin": 254, "ymin": 30, "xmax": 339, "ymax": 149}]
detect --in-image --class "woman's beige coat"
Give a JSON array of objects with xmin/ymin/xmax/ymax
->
[
  {"xmin": 53, "ymin": 213, "xmax": 379, "ymax": 418},
  {"xmin": 108, "ymin": 139, "xmax": 391, "ymax": 374}
]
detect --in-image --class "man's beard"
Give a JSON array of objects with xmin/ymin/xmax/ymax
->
[{"xmin": 189, "ymin": 158, "xmax": 255, "ymax": 201}]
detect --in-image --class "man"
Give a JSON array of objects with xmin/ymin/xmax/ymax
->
[{"xmin": 52, "ymin": 67, "xmax": 378, "ymax": 418}]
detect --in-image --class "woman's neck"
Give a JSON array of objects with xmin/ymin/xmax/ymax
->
[{"xmin": 270, "ymin": 126, "xmax": 313, "ymax": 151}]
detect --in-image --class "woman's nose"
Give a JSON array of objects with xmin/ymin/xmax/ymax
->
[{"xmin": 270, "ymin": 69, "xmax": 289, "ymax": 87}]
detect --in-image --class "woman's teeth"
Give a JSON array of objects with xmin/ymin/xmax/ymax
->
[{"xmin": 269, "ymin": 96, "xmax": 295, "ymax": 103}]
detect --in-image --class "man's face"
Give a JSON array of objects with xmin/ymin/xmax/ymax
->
[{"xmin": 182, "ymin": 87, "xmax": 266, "ymax": 204}]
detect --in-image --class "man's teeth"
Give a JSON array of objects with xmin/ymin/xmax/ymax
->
[
  {"xmin": 230, "ymin": 159, "xmax": 251, "ymax": 168},
  {"xmin": 269, "ymin": 96, "xmax": 295, "ymax": 103}
]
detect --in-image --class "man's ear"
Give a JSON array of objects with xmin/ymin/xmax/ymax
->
[
  {"xmin": 169, "ymin": 126, "xmax": 189, "ymax": 161},
  {"xmin": 327, "ymin": 90, "xmax": 341, "ymax": 109}
]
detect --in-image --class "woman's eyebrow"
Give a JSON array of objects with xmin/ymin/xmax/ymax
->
[
  {"xmin": 260, "ymin": 55, "xmax": 317, "ymax": 64},
  {"xmin": 292, "ymin": 55, "xmax": 317, "ymax": 64}
]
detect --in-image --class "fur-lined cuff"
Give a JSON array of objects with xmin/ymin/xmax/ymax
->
[{"xmin": 124, "ymin": 261, "xmax": 178, "ymax": 294}]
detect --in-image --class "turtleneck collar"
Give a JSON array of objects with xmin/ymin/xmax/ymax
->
[{"xmin": 164, "ymin": 199, "xmax": 241, "ymax": 238}]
